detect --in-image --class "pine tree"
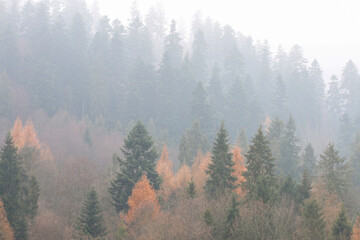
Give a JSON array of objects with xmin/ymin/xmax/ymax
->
[
  {"xmin": 242, "ymin": 126, "xmax": 276, "ymax": 203},
  {"xmin": 302, "ymin": 143, "xmax": 317, "ymax": 177},
  {"xmin": 279, "ymin": 116, "xmax": 301, "ymax": 179},
  {"xmin": 109, "ymin": 121, "xmax": 161, "ymax": 213},
  {"xmin": 318, "ymin": 143, "xmax": 349, "ymax": 195},
  {"xmin": 73, "ymin": 189, "xmax": 106, "ymax": 239},
  {"xmin": 332, "ymin": 207, "xmax": 352, "ymax": 240},
  {"xmin": 205, "ymin": 123, "xmax": 237, "ymax": 197},
  {"xmin": 302, "ymin": 198, "xmax": 326, "ymax": 240},
  {"xmin": 0, "ymin": 133, "xmax": 27, "ymax": 240}
]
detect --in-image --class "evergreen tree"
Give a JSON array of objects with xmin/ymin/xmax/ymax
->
[
  {"xmin": 178, "ymin": 121, "xmax": 208, "ymax": 166},
  {"xmin": 318, "ymin": 143, "xmax": 349, "ymax": 195},
  {"xmin": 207, "ymin": 63, "xmax": 224, "ymax": 119},
  {"xmin": 186, "ymin": 179, "xmax": 197, "ymax": 199},
  {"xmin": 341, "ymin": 60, "xmax": 360, "ymax": 118},
  {"xmin": 109, "ymin": 122, "xmax": 161, "ymax": 213},
  {"xmin": 297, "ymin": 169, "xmax": 312, "ymax": 204},
  {"xmin": 0, "ymin": 133, "xmax": 27, "ymax": 240},
  {"xmin": 163, "ymin": 19, "xmax": 183, "ymax": 69},
  {"xmin": 302, "ymin": 198, "xmax": 326, "ymax": 240},
  {"xmin": 242, "ymin": 126, "xmax": 276, "ymax": 203},
  {"xmin": 302, "ymin": 143, "xmax": 317, "ymax": 177},
  {"xmin": 205, "ymin": 123, "xmax": 237, "ymax": 197},
  {"xmin": 191, "ymin": 29, "xmax": 208, "ymax": 82},
  {"xmin": 332, "ymin": 207, "xmax": 352, "ymax": 240},
  {"xmin": 327, "ymin": 75, "xmax": 343, "ymax": 129},
  {"xmin": 267, "ymin": 117, "xmax": 284, "ymax": 163},
  {"xmin": 279, "ymin": 116, "xmax": 301, "ymax": 179},
  {"xmin": 73, "ymin": 189, "xmax": 106, "ymax": 239},
  {"xmin": 350, "ymin": 132, "xmax": 360, "ymax": 185},
  {"xmin": 237, "ymin": 128, "xmax": 248, "ymax": 152},
  {"xmin": 338, "ymin": 113, "xmax": 355, "ymax": 157},
  {"xmin": 273, "ymin": 75, "xmax": 289, "ymax": 120},
  {"xmin": 222, "ymin": 194, "xmax": 239, "ymax": 240}
]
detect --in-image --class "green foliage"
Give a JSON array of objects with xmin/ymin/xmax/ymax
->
[
  {"xmin": 73, "ymin": 189, "xmax": 106, "ymax": 239},
  {"xmin": 318, "ymin": 143, "xmax": 349, "ymax": 196},
  {"xmin": 186, "ymin": 179, "xmax": 197, "ymax": 199},
  {"xmin": 178, "ymin": 121, "xmax": 208, "ymax": 166},
  {"xmin": 302, "ymin": 143, "xmax": 317, "ymax": 177},
  {"xmin": 351, "ymin": 132, "xmax": 360, "ymax": 185},
  {"xmin": 203, "ymin": 209, "xmax": 213, "ymax": 226},
  {"xmin": 109, "ymin": 121, "xmax": 161, "ymax": 212},
  {"xmin": 242, "ymin": 126, "xmax": 277, "ymax": 203},
  {"xmin": 205, "ymin": 123, "xmax": 237, "ymax": 197},
  {"xmin": 332, "ymin": 206, "xmax": 352, "ymax": 240},
  {"xmin": 0, "ymin": 133, "xmax": 28, "ymax": 240},
  {"xmin": 223, "ymin": 195, "xmax": 239, "ymax": 240},
  {"xmin": 302, "ymin": 198, "xmax": 326, "ymax": 240},
  {"xmin": 267, "ymin": 117, "xmax": 284, "ymax": 163},
  {"xmin": 296, "ymin": 169, "xmax": 312, "ymax": 204}
]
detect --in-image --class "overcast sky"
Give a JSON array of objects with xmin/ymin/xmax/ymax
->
[{"xmin": 90, "ymin": 0, "xmax": 360, "ymax": 81}]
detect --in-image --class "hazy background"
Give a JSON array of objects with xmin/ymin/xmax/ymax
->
[{"xmin": 91, "ymin": 0, "xmax": 360, "ymax": 81}]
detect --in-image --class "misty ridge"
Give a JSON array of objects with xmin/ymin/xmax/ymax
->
[{"xmin": 0, "ymin": 0, "xmax": 359, "ymax": 240}]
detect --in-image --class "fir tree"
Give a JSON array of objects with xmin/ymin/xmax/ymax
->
[
  {"xmin": 332, "ymin": 206, "xmax": 352, "ymax": 240},
  {"xmin": 273, "ymin": 75, "xmax": 289, "ymax": 120},
  {"xmin": 109, "ymin": 121, "xmax": 161, "ymax": 213},
  {"xmin": 297, "ymin": 169, "xmax": 312, "ymax": 204},
  {"xmin": 205, "ymin": 123, "xmax": 237, "ymax": 197},
  {"xmin": 236, "ymin": 128, "xmax": 248, "ymax": 153},
  {"xmin": 302, "ymin": 143, "xmax": 317, "ymax": 177},
  {"xmin": 73, "ymin": 189, "xmax": 106, "ymax": 239},
  {"xmin": 302, "ymin": 198, "xmax": 326, "ymax": 240},
  {"xmin": 350, "ymin": 132, "xmax": 360, "ymax": 185},
  {"xmin": 0, "ymin": 133, "xmax": 27, "ymax": 240},
  {"xmin": 267, "ymin": 117, "xmax": 284, "ymax": 163},
  {"xmin": 223, "ymin": 194, "xmax": 239, "ymax": 240},
  {"xmin": 242, "ymin": 126, "xmax": 276, "ymax": 203},
  {"xmin": 279, "ymin": 116, "xmax": 301, "ymax": 179},
  {"xmin": 186, "ymin": 179, "xmax": 197, "ymax": 199},
  {"xmin": 318, "ymin": 143, "xmax": 349, "ymax": 195}
]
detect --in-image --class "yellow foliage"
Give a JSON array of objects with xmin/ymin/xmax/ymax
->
[
  {"xmin": 11, "ymin": 117, "xmax": 24, "ymax": 149},
  {"xmin": 232, "ymin": 146, "xmax": 247, "ymax": 196},
  {"xmin": 191, "ymin": 151, "xmax": 211, "ymax": 192},
  {"xmin": 156, "ymin": 145, "xmax": 174, "ymax": 194},
  {"xmin": 126, "ymin": 175, "xmax": 160, "ymax": 224},
  {"xmin": 22, "ymin": 119, "xmax": 40, "ymax": 148},
  {"xmin": 174, "ymin": 164, "xmax": 192, "ymax": 190},
  {"xmin": 0, "ymin": 199, "xmax": 15, "ymax": 240}
]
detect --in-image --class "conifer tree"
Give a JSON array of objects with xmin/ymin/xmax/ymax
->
[
  {"xmin": 205, "ymin": 123, "xmax": 237, "ymax": 197},
  {"xmin": 297, "ymin": 169, "xmax": 312, "ymax": 204},
  {"xmin": 186, "ymin": 179, "xmax": 197, "ymax": 199},
  {"xmin": 73, "ymin": 189, "xmax": 106, "ymax": 239},
  {"xmin": 242, "ymin": 126, "xmax": 276, "ymax": 203},
  {"xmin": 222, "ymin": 195, "xmax": 239, "ymax": 240},
  {"xmin": 302, "ymin": 198, "xmax": 326, "ymax": 240},
  {"xmin": 332, "ymin": 207, "xmax": 352, "ymax": 240},
  {"xmin": 302, "ymin": 143, "xmax": 317, "ymax": 177},
  {"xmin": 236, "ymin": 128, "xmax": 248, "ymax": 152},
  {"xmin": 350, "ymin": 132, "xmax": 360, "ymax": 185},
  {"xmin": 267, "ymin": 117, "xmax": 284, "ymax": 163},
  {"xmin": 109, "ymin": 121, "xmax": 161, "ymax": 213},
  {"xmin": 318, "ymin": 143, "xmax": 349, "ymax": 195},
  {"xmin": 273, "ymin": 75, "xmax": 289, "ymax": 120},
  {"xmin": 279, "ymin": 116, "xmax": 300, "ymax": 179},
  {"xmin": 0, "ymin": 133, "xmax": 27, "ymax": 240}
]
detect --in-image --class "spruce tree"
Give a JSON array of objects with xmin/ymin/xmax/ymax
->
[
  {"xmin": 273, "ymin": 75, "xmax": 289, "ymax": 120},
  {"xmin": 109, "ymin": 121, "xmax": 161, "ymax": 213},
  {"xmin": 267, "ymin": 117, "xmax": 284, "ymax": 163},
  {"xmin": 302, "ymin": 198, "xmax": 326, "ymax": 240},
  {"xmin": 296, "ymin": 169, "xmax": 312, "ymax": 204},
  {"xmin": 318, "ymin": 143, "xmax": 349, "ymax": 195},
  {"xmin": 279, "ymin": 116, "xmax": 301, "ymax": 179},
  {"xmin": 205, "ymin": 123, "xmax": 237, "ymax": 197},
  {"xmin": 242, "ymin": 126, "xmax": 276, "ymax": 203},
  {"xmin": 73, "ymin": 189, "xmax": 106, "ymax": 239},
  {"xmin": 302, "ymin": 143, "xmax": 317, "ymax": 177},
  {"xmin": 186, "ymin": 179, "xmax": 197, "ymax": 199},
  {"xmin": 0, "ymin": 133, "xmax": 27, "ymax": 240},
  {"xmin": 332, "ymin": 207, "xmax": 352, "ymax": 240},
  {"xmin": 350, "ymin": 132, "xmax": 360, "ymax": 186},
  {"xmin": 223, "ymin": 195, "xmax": 239, "ymax": 240}
]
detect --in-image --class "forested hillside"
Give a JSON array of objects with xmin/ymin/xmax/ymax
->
[{"xmin": 0, "ymin": 0, "xmax": 360, "ymax": 239}]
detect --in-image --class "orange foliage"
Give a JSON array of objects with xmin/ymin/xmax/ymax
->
[
  {"xmin": 174, "ymin": 164, "xmax": 192, "ymax": 190},
  {"xmin": 156, "ymin": 145, "xmax": 174, "ymax": 194},
  {"xmin": 191, "ymin": 151, "xmax": 211, "ymax": 192},
  {"xmin": 126, "ymin": 175, "xmax": 160, "ymax": 224},
  {"xmin": 232, "ymin": 146, "xmax": 247, "ymax": 196},
  {"xmin": 22, "ymin": 119, "xmax": 40, "ymax": 148},
  {"xmin": 353, "ymin": 215, "xmax": 360, "ymax": 240},
  {"xmin": 311, "ymin": 179, "xmax": 341, "ymax": 231},
  {"xmin": 0, "ymin": 199, "xmax": 15, "ymax": 240},
  {"xmin": 11, "ymin": 117, "xmax": 24, "ymax": 149}
]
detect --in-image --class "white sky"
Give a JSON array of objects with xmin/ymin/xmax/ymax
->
[{"xmin": 91, "ymin": 0, "xmax": 360, "ymax": 81}]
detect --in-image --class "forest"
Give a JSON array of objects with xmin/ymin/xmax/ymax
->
[{"xmin": 0, "ymin": 0, "xmax": 360, "ymax": 239}]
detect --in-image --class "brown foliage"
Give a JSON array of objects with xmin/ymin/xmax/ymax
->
[
  {"xmin": 11, "ymin": 117, "xmax": 24, "ymax": 149},
  {"xmin": 0, "ymin": 199, "xmax": 15, "ymax": 240},
  {"xmin": 174, "ymin": 164, "xmax": 192, "ymax": 191},
  {"xmin": 232, "ymin": 146, "xmax": 247, "ymax": 196},
  {"xmin": 156, "ymin": 145, "xmax": 174, "ymax": 196},
  {"xmin": 191, "ymin": 151, "xmax": 211, "ymax": 192},
  {"xmin": 22, "ymin": 119, "xmax": 40, "ymax": 148},
  {"xmin": 126, "ymin": 175, "xmax": 160, "ymax": 225},
  {"xmin": 353, "ymin": 215, "xmax": 360, "ymax": 240}
]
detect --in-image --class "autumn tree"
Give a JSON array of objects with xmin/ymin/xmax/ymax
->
[
  {"xmin": 191, "ymin": 152, "xmax": 211, "ymax": 191},
  {"xmin": 11, "ymin": 118, "xmax": 23, "ymax": 149},
  {"xmin": 0, "ymin": 199, "xmax": 15, "ymax": 240},
  {"xmin": 73, "ymin": 189, "xmax": 106, "ymax": 239},
  {"xmin": 156, "ymin": 145, "xmax": 174, "ymax": 197},
  {"xmin": 242, "ymin": 126, "xmax": 277, "ymax": 203},
  {"xmin": 205, "ymin": 123, "xmax": 237, "ymax": 197},
  {"xmin": 174, "ymin": 164, "xmax": 192, "ymax": 190},
  {"xmin": 126, "ymin": 174, "xmax": 160, "ymax": 224},
  {"xmin": 109, "ymin": 121, "xmax": 161, "ymax": 213},
  {"xmin": 232, "ymin": 146, "xmax": 247, "ymax": 196}
]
